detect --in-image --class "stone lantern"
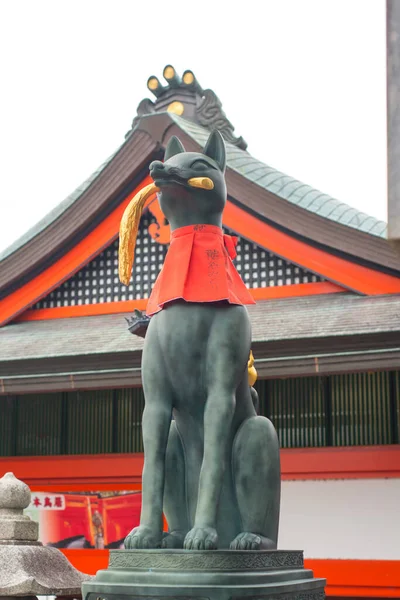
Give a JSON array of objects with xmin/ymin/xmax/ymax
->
[{"xmin": 0, "ymin": 472, "xmax": 91, "ymax": 598}]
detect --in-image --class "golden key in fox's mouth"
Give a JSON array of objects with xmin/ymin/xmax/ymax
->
[{"xmin": 188, "ymin": 177, "xmax": 214, "ymax": 190}]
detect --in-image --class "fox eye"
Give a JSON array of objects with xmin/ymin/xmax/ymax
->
[{"xmin": 190, "ymin": 160, "xmax": 214, "ymax": 171}]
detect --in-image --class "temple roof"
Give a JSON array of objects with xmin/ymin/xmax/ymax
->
[
  {"xmin": 0, "ymin": 66, "xmax": 399, "ymax": 330},
  {"xmin": 0, "ymin": 65, "xmax": 389, "ymax": 266},
  {"xmin": 1, "ymin": 294, "xmax": 400, "ymax": 363}
]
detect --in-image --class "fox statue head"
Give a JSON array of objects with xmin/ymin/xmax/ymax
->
[
  {"xmin": 149, "ymin": 130, "xmax": 227, "ymax": 230},
  {"xmin": 119, "ymin": 130, "xmax": 227, "ymax": 286}
]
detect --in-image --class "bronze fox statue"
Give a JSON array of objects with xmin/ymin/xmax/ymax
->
[{"xmin": 120, "ymin": 130, "xmax": 281, "ymax": 550}]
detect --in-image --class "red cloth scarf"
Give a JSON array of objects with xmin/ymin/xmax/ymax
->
[{"xmin": 146, "ymin": 224, "xmax": 255, "ymax": 316}]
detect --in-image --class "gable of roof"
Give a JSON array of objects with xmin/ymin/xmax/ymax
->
[
  {"xmin": 2, "ymin": 156, "xmax": 400, "ymax": 328},
  {"xmin": 0, "ymin": 105, "xmax": 399, "ymax": 321},
  {"xmin": 1, "ymin": 58, "xmax": 398, "ymax": 303}
]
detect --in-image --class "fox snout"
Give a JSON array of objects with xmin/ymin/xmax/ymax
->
[
  {"xmin": 149, "ymin": 160, "xmax": 165, "ymax": 179},
  {"xmin": 150, "ymin": 161, "xmax": 186, "ymax": 186}
]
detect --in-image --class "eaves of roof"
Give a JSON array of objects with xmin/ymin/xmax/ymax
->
[
  {"xmin": 1, "ymin": 294, "xmax": 400, "ymax": 363},
  {"xmin": 1, "ymin": 294, "xmax": 400, "ymax": 393}
]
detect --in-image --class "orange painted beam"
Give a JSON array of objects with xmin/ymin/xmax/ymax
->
[
  {"xmin": 1, "ymin": 446, "xmax": 399, "ymax": 490},
  {"xmin": 250, "ymin": 281, "xmax": 344, "ymax": 300},
  {"xmin": 30, "ymin": 483, "xmax": 142, "ymax": 492},
  {"xmin": 17, "ymin": 298, "xmax": 148, "ymax": 322},
  {"xmin": 0, "ymin": 453, "xmax": 145, "ymax": 488},
  {"xmin": 281, "ymin": 445, "xmax": 400, "ymax": 480},
  {"xmin": 223, "ymin": 202, "xmax": 400, "ymax": 296},
  {"xmin": 61, "ymin": 550, "xmax": 400, "ymax": 597},
  {"xmin": 15, "ymin": 282, "xmax": 344, "ymax": 323}
]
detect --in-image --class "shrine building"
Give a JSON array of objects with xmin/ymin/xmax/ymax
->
[{"xmin": 0, "ymin": 66, "xmax": 399, "ymax": 597}]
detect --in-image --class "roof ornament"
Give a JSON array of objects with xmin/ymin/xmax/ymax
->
[{"xmin": 127, "ymin": 65, "xmax": 247, "ymax": 150}]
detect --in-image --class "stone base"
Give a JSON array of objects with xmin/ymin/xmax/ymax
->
[{"xmin": 82, "ymin": 549, "xmax": 326, "ymax": 600}]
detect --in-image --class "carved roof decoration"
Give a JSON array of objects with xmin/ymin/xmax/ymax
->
[{"xmin": 126, "ymin": 65, "xmax": 247, "ymax": 150}]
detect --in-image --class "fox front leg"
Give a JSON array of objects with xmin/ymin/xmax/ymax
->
[
  {"xmin": 183, "ymin": 385, "xmax": 236, "ymax": 550},
  {"xmin": 124, "ymin": 332, "xmax": 173, "ymax": 549},
  {"xmin": 124, "ymin": 402, "xmax": 172, "ymax": 549},
  {"xmin": 183, "ymin": 306, "xmax": 251, "ymax": 550}
]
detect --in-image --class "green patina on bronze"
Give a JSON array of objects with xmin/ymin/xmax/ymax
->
[{"xmin": 120, "ymin": 131, "xmax": 281, "ymax": 552}]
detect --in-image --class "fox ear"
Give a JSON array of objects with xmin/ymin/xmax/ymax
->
[
  {"xmin": 203, "ymin": 130, "xmax": 226, "ymax": 172},
  {"xmin": 164, "ymin": 136, "xmax": 186, "ymax": 161}
]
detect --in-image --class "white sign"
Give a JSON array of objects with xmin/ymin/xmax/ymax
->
[{"xmin": 28, "ymin": 493, "xmax": 65, "ymax": 510}]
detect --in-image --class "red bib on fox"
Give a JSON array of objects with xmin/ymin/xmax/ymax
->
[{"xmin": 146, "ymin": 224, "xmax": 256, "ymax": 316}]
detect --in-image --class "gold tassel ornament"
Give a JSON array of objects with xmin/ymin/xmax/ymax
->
[
  {"xmin": 118, "ymin": 183, "xmax": 160, "ymax": 286},
  {"xmin": 118, "ymin": 176, "xmax": 214, "ymax": 286}
]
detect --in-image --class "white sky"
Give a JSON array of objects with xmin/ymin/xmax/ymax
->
[{"xmin": 0, "ymin": 0, "xmax": 387, "ymax": 255}]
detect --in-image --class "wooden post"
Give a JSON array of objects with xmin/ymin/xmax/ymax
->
[{"xmin": 387, "ymin": 0, "xmax": 400, "ymax": 252}]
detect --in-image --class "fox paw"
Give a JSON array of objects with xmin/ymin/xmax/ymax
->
[
  {"xmin": 184, "ymin": 526, "xmax": 218, "ymax": 550},
  {"xmin": 230, "ymin": 532, "xmax": 276, "ymax": 550},
  {"xmin": 124, "ymin": 525, "xmax": 162, "ymax": 549}
]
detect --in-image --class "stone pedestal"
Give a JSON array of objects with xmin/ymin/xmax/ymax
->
[
  {"xmin": 0, "ymin": 472, "xmax": 91, "ymax": 598},
  {"xmin": 82, "ymin": 548, "xmax": 325, "ymax": 600}
]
